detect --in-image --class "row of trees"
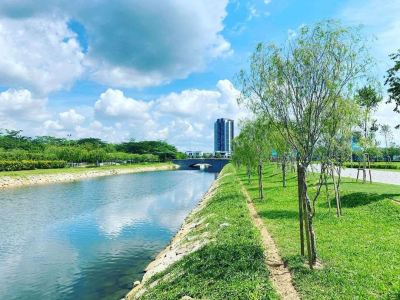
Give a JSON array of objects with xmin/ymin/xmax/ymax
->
[
  {"xmin": 0, "ymin": 130, "xmax": 183, "ymax": 168},
  {"xmin": 232, "ymin": 20, "xmax": 397, "ymax": 268}
]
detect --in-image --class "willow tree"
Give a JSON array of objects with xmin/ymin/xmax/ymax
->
[
  {"xmin": 234, "ymin": 118, "xmax": 271, "ymax": 199},
  {"xmin": 316, "ymin": 97, "xmax": 360, "ymax": 216},
  {"xmin": 269, "ymin": 125, "xmax": 293, "ymax": 187},
  {"xmin": 232, "ymin": 131, "xmax": 256, "ymax": 184},
  {"xmin": 238, "ymin": 20, "xmax": 371, "ymax": 267}
]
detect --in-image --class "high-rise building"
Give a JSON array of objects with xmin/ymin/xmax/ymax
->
[{"xmin": 214, "ymin": 118, "xmax": 234, "ymax": 156}]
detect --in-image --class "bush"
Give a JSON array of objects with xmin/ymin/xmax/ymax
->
[
  {"xmin": 344, "ymin": 162, "xmax": 400, "ymax": 170},
  {"xmin": 0, "ymin": 160, "xmax": 66, "ymax": 171}
]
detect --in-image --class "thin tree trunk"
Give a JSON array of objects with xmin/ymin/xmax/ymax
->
[
  {"xmin": 258, "ymin": 163, "xmax": 264, "ymax": 199},
  {"xmin": 299, "ymin": 165, "xmax": 317, "ymax": 267},
  {"xmin": 282, "ymin": 158, "xmax": 287, "ymax": 188},
  {"xmin": 324, "ymin": 171, "xmax": 331, "ymax": 211},
  {"xmin": 297, "ymin": 161, "xmax": 305, "ymax": 256},
  {"xmin": 331, "ymin": 166, "xmax": 341, "ymax": 217}
]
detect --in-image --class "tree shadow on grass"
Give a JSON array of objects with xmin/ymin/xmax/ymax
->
[
  {"xmin": 341, "ymin": 192, "xmax": 400, "ymax": 208},
  {"xmin": 258, "ymin": 209, "xmax": 298, "ymax": 220}
]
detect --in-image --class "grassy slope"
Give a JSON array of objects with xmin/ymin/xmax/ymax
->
[
  {"xmin": 139, "ymin": 164, "xmax": 278, "ymax": 300},
  {"xmin": 0, "ymin": 162, "xmax": 172, "ymax": 177},
  {"xmin": 237, "ymin": 165, "xmax": 400, "ymax": 299}
]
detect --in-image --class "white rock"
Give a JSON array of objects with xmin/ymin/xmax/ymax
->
[{"xmin": 133, "ymin": 280, "xmax": 140, "ymax": 287}]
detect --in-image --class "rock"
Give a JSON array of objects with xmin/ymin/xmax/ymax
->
[
  {"xmin": 219, "ymin": 222, "xmax": 230, "ymax": 228},
  {"xmin": 133, "ymin": 280, "xmax": 141, "ymax": 287},
  {"xmin": 181, "ymin": 296, "xmax": 193, "ymax": 300}
]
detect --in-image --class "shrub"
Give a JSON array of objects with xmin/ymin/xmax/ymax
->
[{"xmin": 0, "ymin": 160, "xmax": 66, "ymax": 171}]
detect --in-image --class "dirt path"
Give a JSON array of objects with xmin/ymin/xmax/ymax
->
[{"xmin": 239, "ymin": 182, "xmax": 300, "ymax": 300}]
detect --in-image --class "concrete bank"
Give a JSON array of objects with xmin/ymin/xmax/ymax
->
[{"xmin": 0, "ymin": 164, "xmax": 176, "ymax": 190}]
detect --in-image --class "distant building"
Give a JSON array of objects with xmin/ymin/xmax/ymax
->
[
  {"xmin": 185, "ymin": 151, "xmax": 203, "ymax": 158},
  {"xmin": 214, "ymin": 118, "xmax": 234, "ymax": 157}
]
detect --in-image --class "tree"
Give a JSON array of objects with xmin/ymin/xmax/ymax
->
[
  {"xmin": 232, "ymin": 131, "xmax": 256, "ymax": 184},
  {"xmin": 245, "ymin": 118, "xmax": 271, "ymax": 200},
  {"xmin": 239, "ymin": 20, "xmax": 372, "ymax": 267},
  {"xmin": 317, "ymin": 97, "xmax": 360, "ymax": 216},
  {"xmin": 385, "ymin": 49, "xmax": 400, "ymax": 127},
  {"xmin": 269, "ymin": 125, "xmax": 292, "ymax": 187},
  {"xmin": 355, "ymin": 86, "xmax": 382, "ymax": 145},
  {"xmin": 380, "ymin": 124, "xmax": 393, "ymax": 160}
]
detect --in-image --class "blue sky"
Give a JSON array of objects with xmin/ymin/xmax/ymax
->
[{"xmin": 0, "ymin": 0, "xmax": 398, "ymax": 151}]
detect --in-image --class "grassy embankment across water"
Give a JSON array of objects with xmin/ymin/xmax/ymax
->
[
  {"xmin": 237, "ymin": 164, "xmax": 400, "ymax": 299},
  {"xmin": 130, "ymin": 164, "xmax": 278, "ymax": 300},
  {"xmin": 0, "ymin": 162, "xmax": 173, "ymax": 178}
]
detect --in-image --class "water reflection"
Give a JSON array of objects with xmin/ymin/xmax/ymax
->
[{"xmin": 0, "ymin": 170, "xmax": 215, "ymax": 300}]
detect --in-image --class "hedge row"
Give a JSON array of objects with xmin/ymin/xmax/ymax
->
[
  {"xmin": 344, "ymin": 162, "xmax": 400, "ymax": 170},
  {"xmin": 0, "ymin": 160, "xmax": 67, "ymax": 171}
]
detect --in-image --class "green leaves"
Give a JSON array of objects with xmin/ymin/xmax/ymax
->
[{"xmin": 0, "ymin": 160, "xmax": 66, "ymax": 171}]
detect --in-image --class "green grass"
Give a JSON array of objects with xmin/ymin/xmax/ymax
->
[
  {"xmin": 0, "ymin": 162, "xmax": 172, "ymax": 177},
  {"xmin": 237, "ymin": 165, "xmax": 400, "ymax": 299},
  {"xmin": 137, "ymin": 164, "xmax": 278, "ymax": 300}
]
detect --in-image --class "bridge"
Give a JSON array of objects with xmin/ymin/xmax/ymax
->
[{"xmin": 172, "ymin": 158, "xmax": 230, "ymax": 172}]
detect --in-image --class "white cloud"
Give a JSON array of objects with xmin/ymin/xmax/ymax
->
[
  {"xmin": 0, "ymin": 0, "xmax": 231, "ymax": 90},
  {"xmin": 246, "ymin": 4, "xmax": 259, "ymax": 21},
  {"xmin": 0, "ymin": 17, "xmax": 84, "ymax": 95},
  {"xmin": 59, "ymin": 109, "xmax": 85, "ymax": 128},
  {"xmin": 94, "ymin": 89, "xmax": 151, "ymax": 120},
  {"xmin": 0, "ymin": 80, "xmax": 247, "ymax": 150},
  {"xmin": 0, "ymin": 89, "xmax": 49, "ymax": 132}
]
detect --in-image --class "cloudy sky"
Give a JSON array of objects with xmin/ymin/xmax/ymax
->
[{"xmin": 0, "ymin": 0, "xmax": 399, "ymax": 151}]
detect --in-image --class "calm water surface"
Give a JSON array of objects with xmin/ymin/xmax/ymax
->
[{"xmin": 0, "ymin": 170, "xmax": 215, "ymax": 300}]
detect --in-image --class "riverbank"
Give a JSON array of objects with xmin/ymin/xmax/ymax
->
[
  {"xmin": 0, "ymin": 163, "xmax": 176, "ymax": 189},
  {"xmin": 125, "ymin": 164, "xmax": 278, "ymax": 299}
]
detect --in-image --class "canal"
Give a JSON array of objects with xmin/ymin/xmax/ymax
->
[{"xmin": 0, "ymin": 170, "xmax": 215, "ymax": 300}]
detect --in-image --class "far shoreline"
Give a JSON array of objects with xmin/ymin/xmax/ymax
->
[{"xmin": 0, "ymin": 163, "xmax": 177, "ymax": 190}]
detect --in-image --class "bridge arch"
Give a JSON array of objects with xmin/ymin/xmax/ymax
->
[{"xmin": 172, "ymin": 158, "xmax": 229, "ymax": 172}]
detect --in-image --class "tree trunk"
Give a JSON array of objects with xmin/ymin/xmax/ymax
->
[
  {"xmin": 282, "ymin": 159, "xmax": 287, "ymax": 188},
  {"xmin": 258, "ymin": 163, "xmax": 264, "ymax": 200},
  {"xmin": 299, "ymin": 165, "xmax": 317, "ymax": 267},
  {"xmin": 331, "ymin": 166, "xmax": 341, "ymax": 217},
  {"xmin": 297, "ymin": 162, "xmax": 305, "ymax": 256}
]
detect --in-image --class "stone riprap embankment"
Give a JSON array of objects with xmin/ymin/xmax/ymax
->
[{"xmin": 0, "ymin": 165, "xmax": 176, "ymax": 189}]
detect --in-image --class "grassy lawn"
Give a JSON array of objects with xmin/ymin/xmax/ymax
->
[
  {"xmin": 237, "ymin": 164, "xmax": 400, "ymax": 299},
  {"xmin": 0, "ymin": 162, "xmax": 172, "ymax": 178},
  {"xmin": 137, "ymin": 164, "xmax": 278, "ymax": 300}
]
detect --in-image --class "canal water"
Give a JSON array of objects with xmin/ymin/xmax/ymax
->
[{"xmin": 0, "ymin": 170, "xmax": 215, "ymax": 300}]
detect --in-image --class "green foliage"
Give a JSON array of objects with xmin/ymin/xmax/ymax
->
[
  {"xmin": 239, "ymin": 20, "xmax": 372, "ymax": 167},
  {"xmin": 355, "ymin": 85, "xmax": 383, "ymax": 111},
  {"xmin": 0, "ymin": 130, "xmax": 180, "ymax": 170},
  {"xmin": 117, "ymin": 140, "xmax": 180, "ymax": 161},
  {"xmin": 385, "ymin": 49, "xmax": 400, "ymax": 122},
  {"xmin": 344, "ymin": 162, "xmax": 400, "ymax": 170},
  {"xmin": 0, "ymin": 160, "xmax": 66, "ymax": 171},
  {"xmin": 237, "ymin": 164, "xmax": 400, "ymax": 299}
]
